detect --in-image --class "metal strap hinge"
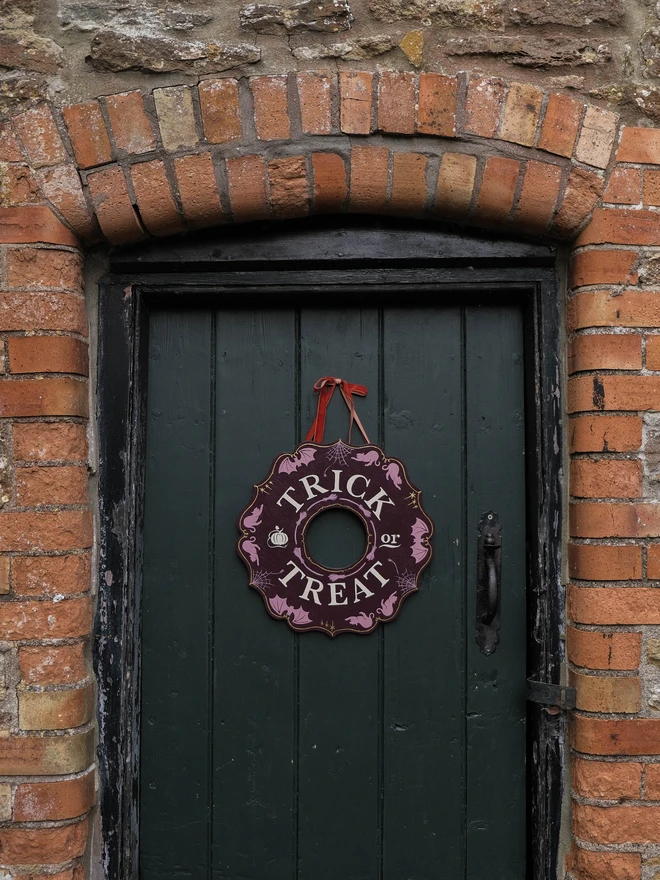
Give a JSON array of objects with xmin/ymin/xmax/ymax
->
[{"xmin": 526, "ymin": 679, "xmax": 576, "ymax": 711}]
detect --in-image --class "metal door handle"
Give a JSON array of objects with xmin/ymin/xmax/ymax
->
[{"xmin": 476, "ymin": 511, "xmax": 501, "ymax": 655}]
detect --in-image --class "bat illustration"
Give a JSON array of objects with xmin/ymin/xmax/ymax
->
[
  {"xmin": 279, "ymin": 447, "xmax": 316, "ymax": 474},
  {"xmin": 243, "ymin": 504, "xmax": 263, "ymax": 532},
  {"xmin": 288, "ymin": 606, "xmax": 312, "ymax": 625},
  {"xmin": 269, "ymin": 595, "xmax": 290, "ymax": 616},
  {"xmin": 346, "ymin": 611, "xmax": 374, "ymax": 628},
  {"xmin": 241, "ymin": 537, "xmax": 260, "ymax": 565},
  {"xmin": 354, "ymin": 450, "xmax": 380, "ymax": 466},
  {"xmin": 384, "ymin": 462, "xmax": 402, "ymax": 489},
  {"xmin": 410, "ymin": 518, "xmax": 429, "ymax": 563},
  {"xmin": 377, "ymin": 591, "xmax": 398, "ymax": 618}
]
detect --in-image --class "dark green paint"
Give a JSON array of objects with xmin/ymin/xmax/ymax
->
[{"xmin": 140, "ymin": 301, "xmax": 527, "ymax": 879}]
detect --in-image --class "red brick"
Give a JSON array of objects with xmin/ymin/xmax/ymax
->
[
  {"xmin": 570, "ymin": 502, "xmax": 660, "ymax": 538},
  {"xmin": 15, "ymin": 464, "xmax": 88, "ymax": 506},
  {"xmin": 464, "ymin": 75, "xmax": 505, "ymax": 138},
  {"xmin": 570, "ymin": 250, "xmax": 638, "ymax": 289},
  {"xmin": 19, "ymin": 684, "xmax": 94, "ymax": 730},
  {"xmin": 537, "ymin": 93, "xmax": 583, "ymax": 159},
  {"xmin": 389, "ymin": 153, "xmax": 427, "ymax": 216},
  {"xmin": 0, "ymin": 377, "xmax": 88, "ymax": 418},
  {"xmin": 13, "ymin": 423, "xmax": 87, "ymax": 463},
  {"xmin": 174, "ymin": 154, "xmax": 223, "ymax": 229},
  {"xmin": 617, "ymin": 127, "xmax": 660, "ymax": 164},
  {"xmin": 646, "ymin": 335, "xmax": 660, "ymax": 370},
  {"xmin": 498, "ymin": 82, "xmax": 543, "ymax": 147},
  {"xmin": 130, "ymin": 160, "xmax": 184, "ymax": 237},
  {"xmin": 0, "ymin": 728, "xmax": 93, "ymax": 776},
  {"xmin": 565, "ymin": 849, "xmax": 641, "ymax": 880},
  {"xmin": 312, "ymin": 153, "xmax": 347, "ymax": 213},
  {"xmin": 349, "ymin": 145, "xmax": 388, "ymax": 214},
  {"xmin": 340, "ymin": 72, "xmax": 373, "ymax": 135},
  {"xmin": 569, "ymin": 584, "xmax": 660, "ymax": 625},
  {"xmin": 378, "ymin": 71, "xmax": 415, "ymax": 135},
  {"xmin": 62, "ymin": 101, "xmax": 112, "ymax": 169},
  {"xmin": 553, "ymin": 168, "xmax": 604, "ymax": 238},
  {"xmin": 568, "ymin": 543, "xmax": 642, "ymax": 580},
  {"xmin": 0, "ymin": 122, "xmax": 22, "ymax": 162},
  {"xmin": 0, "ymin": 558, "xmax": 8, "ymax": 595},
  {"xmin": 567, "ymin": 626, "xmax": 641, "ymax": 670},
  {"xmin": 6, "ymin": 248, "xmax": 82, "ymax": 292},
  {"xmin": 417, "ymin": 73, "xmax": 456, "ymax": 137},
  {"xmin": 0, "ymin": 820, "xmax": 88, "ymax": 864},
  {"xmin": 226, "ymin": 155, "xmax": 270, "ymax": 222},
  {"xmin": 198, "ymin": 78, "xmax": 241, "ymax": 144},
  {"xmin": 105, "ymin": 91, "xmax": 154, "ymax": 154},
  {"xmin": 570, "ymin": 460, "xmax": 642, "ymax": 499},
  {"xmin": 569, "ymin": 416, "xmax": 642, "ymax": 453},
  {"xmin": 297, "ymin": 72, "xmax": 333, "ymax": 135},
  {"xmin": 643, "ymin": 168, "xmax": 660, "ymax": 206},
  {"xmin": 573, "ymin": 716, "xmax": 660, "ymax": 756},
  {"xmin": 435, "ymin": 153, "xmax": 477, "ymax": 220},
  {"xmin": 577, "ymin": 208, "xmax": 660, "ymax": 247},
  {"xmin": 568, "ymin": 290, "xmax": 660, "ymax": 330},
  {"xmin": 604, "ymin": 168, "xmax": 641, "ymax": 205},
  {"xmin": 570, "ymin": 373, "xmax": 660, "ymax": 412},
  {"xmin": 0, "ymin": 205, "xmax": 79, "ymax": 247},
  {"xmin": 12, "ymin": 553, "xmax": 90, "ymax": 597},
  {"xmin": 251, "ymin": 76, "xmax": 289, "ymax": 140},
  {"xmin": 574, "ymin": 802, "xmax": 660, "ymax": 844},
  {"xmin": 570, "ymin": 668, "xmax": 641, "ymax": 712},
  {"xmin": 647, "ymin": 543, "xmax": 660, "ymax": 578},
  {"xmin": 0, "ymin": 291, "xmax": 87, "ymax": 335},
  {"xmin": 514, "ymin": 161, "xmax": 561, "ymax": 234},
  {"xmin": 37, "ymin": 165, "xmax": 96, "ymax": 241},
  {"xmin": 576, "ymin": 106, "xmax": 618, "ymax": 169},
  {"xmin": 13, "ymin": 104, "xmax": 67, "ymax": 169},
  {"xmin": 645, "ymin": 763, "xmax": 660, "ymax": 798},
  {"xmin": 87, "ymin": 165, "xmax": 144, "ymax": 244},
  {"xmin": 573, "ymin": 757, "xmax": 642, "ymax": 798},
  {"xmin": 19, "ymin": 643, "xmax": 87, "ymax": 684},
  {"xmin": 8, "ymin": 336, "xmax": 88, "ymax": 375},
  {"xmin": 268, "ymin": 156, "xmax": 309, "ymax": 220},
  {"xmin": 15, "ymin": 770, "xmax": 94, "ymax": 821},
  {"xmin": 0, "ymin": 595, "xmax": 91, "ymax": 638},
  {"xmin": 0, "ymin": 163, "xmax": 39, "ymax": 206},
  {"xmin": 473, "ymin": 157, "xmax": 520, "ymax": 227},
  {"xmin": 568, "ymin": 334, "xmax": 641, "ymax": 373}
]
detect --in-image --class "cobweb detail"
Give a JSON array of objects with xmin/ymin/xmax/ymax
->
[
  {"xmin": 325, "ymin": 441, "xmax": 352, "ymax": 467},
  {"xmin": 395, "ymin": 570, "xmax": 417, "ymax": 593},
  {"xmin": 251, "ymin": 570, "xmax": 278, "ymax": 591}
]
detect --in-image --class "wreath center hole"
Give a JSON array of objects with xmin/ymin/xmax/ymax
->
[{"xmin": 305, "ymin": 508, "xmax": 368, "ymax": 571}]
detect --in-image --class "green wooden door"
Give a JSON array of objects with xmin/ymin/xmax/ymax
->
[{"xmin": 140, "ymin": 299, "xmax": 527, "ymax": 880}]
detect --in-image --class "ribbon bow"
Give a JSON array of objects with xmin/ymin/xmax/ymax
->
[{"xmin": 305, "ymin": 377, "xmax": 370, "ymax": 445}]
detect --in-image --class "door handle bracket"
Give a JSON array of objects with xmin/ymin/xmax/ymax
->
[
  {"xmin": 476, "ymin": 510, "xmax": 501, "ymax": 656},
  {"xmin": 526, "ymin": 679, "xmax": 576, "ymax": 711}
]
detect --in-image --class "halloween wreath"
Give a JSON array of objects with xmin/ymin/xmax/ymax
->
[{"xmin": 237, "ymin": 377, "xmax": 434, "ymax": 636}]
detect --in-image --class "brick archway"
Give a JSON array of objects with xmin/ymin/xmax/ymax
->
[{"xmin": 1, "ymin": 70, "xmax": 659, "ymax": 879}]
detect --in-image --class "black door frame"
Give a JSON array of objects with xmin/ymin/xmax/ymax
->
[{"xmin": 96, "ymin": 218, "xmax": 564, "ymax": 880}]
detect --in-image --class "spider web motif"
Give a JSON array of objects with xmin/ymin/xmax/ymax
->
[
  {"xmin": 251, "ymin": 570, "xmax": 278, "ymax": 591},
  {"xmin": 395, "ymin": 570, "xmax": 417, "ymax": 593},
  {"xmin": 325, "ymin": 441, "xmax": 352, "ymax": 467}
]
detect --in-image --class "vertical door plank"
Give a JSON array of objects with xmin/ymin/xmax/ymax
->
[
  {"xmin": 465, "ymin": 304, "xmax": 527, "ymax": 880},
  {"xmin": 297, "ymin": 307, "xmax": 381, "ymax": 880},
  {"xmin": 382, "ymin": 306, "xmax": 466, "ymax": 880},
  {"xmin": 212, "ymin": 309, "xmax": 297, "ymax": 879},
  {"xmin": 140, "ymin": 310, "xmax": 214, "ymax": 879}
]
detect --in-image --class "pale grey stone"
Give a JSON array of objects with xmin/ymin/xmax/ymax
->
[
  {"xmin": 369, "ymin": 0, "xmax": 505, "ymax": 29},
  {"xmin": 508, "ymin": 0, "xmax": 624, "ymax": 27},
  {"xmin": 240, "ymin": 0, "xmax": 353, "ymax": 34},
  {"xmin": 58, "ymin": 1, "xmax": 213, "ymax": 33},
  {"xmin": 292, "ymin": 34, "xmax": 394, "ymax": 60},
  {"xmin": 445, "ymin": 35, "xmax": 612, "ymax": 67}
]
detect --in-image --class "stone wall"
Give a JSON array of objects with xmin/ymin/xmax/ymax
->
[{"xmin": 3, "ymin": 0, "xmax": 660, "ymax": 123}]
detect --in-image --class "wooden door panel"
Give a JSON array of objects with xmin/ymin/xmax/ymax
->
[{"xmin": 140, "ymin": 301, "xmax": 527, "ymax": 880}]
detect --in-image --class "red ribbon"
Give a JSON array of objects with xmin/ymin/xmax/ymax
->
[{"xmin": 305, "ymin": 377, "xmax": 370, "ymax": 445}]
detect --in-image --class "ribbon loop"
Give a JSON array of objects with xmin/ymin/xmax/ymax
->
[{"xmin": 305, "ymin": 376, "xmax": 370, "ymax": 445}]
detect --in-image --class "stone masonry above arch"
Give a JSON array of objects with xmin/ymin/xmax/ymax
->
[{"xmin": 1, "ymin": 69, "xmax": 660, "ymax": 880}]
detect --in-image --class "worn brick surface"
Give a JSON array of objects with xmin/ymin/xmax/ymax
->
[
  {"xmin": 226, "ymin": 155, "xmax": 270, "ymax": 222},
  {"xmin": 312, "ymin": 153, "xmax": 347, "ymax": 213},
  {"xmin": 576, "ymin": 106, "xmax": 619, "ymax": 169},
  {"xmin": 15, "ymin": 465, "xmax": 88, "ymax": 506},
  {"xmin": 572, "ymin": 757, "xmax": 642, "ymax": 798},
  {"xmin": 390, "ymin": 153, "xmax": 427, "ymax": 216},
  {"xmin": 473, "ymin": 157, "xmax": 520, "ymax": 227},
  {"xmin": 514, "ymin": 160, "xmax": 561, "ymax": 234},
  {"xmin": 538, "ymin": 93, "xmax": 582, "ymax": 158},
  {"xmin": 604, "ymin": 168, "xmax": 641, "ymax": 205},
  {"xmin": 8, "ymin": 336, "xmax": 88, "ymax": 375},
  {"xmin": 0, "ymin": 206, "xmax": 79, "ymax": 247},
  {"xmin": 0, "ymin": 377, "xmax": 88, "ymax": 418},
  {"xmin": 571, "ymin": 502, "xmax": 660, "ymax": 538},
  {"xmin": 199, "ymin": 78, "xmax": 241, "ymax": 144},
  {"xmin": 19, "ymin": 643, "xmax": 87, "ymax": 685},
  {"xmin": 19, "ymin": 684, "xmax": 94, "ymax": 731},
  {"xmin": 0, "ymin": 291, "xmax": 87, "ymax": 334},
  {"xmin": 13, "ymin": 422, "xmax": 88, "ymax": 462},
  {"xmin": 574, "ymin": 802, "xmax": 660, "ymax": 844},
  {"xmin": 37, "ymin": 165, "xmax": 96, "ymax": 240},
  {"xmin": 268, "ymin": 156, "xmax": 309, "ymax": 219},
  {"xmin": 340, "ymin": 72, "xmax": 373, "ymax": 135},
  {"xmin": 569, "ymin": 250, "xmax": 638, "ymax": 289},
  {"xmin": 570, "ymin": 374, "xmax": 660, "ymax": 412},
  {"xmin": 570, "ymin": 669, "xmax": 641, "ymax": 713},
  {"xmin": 87, "ymin": 165, "xmax": 143, "ymax": 243},
  {"xmin": 568, "ymin": 333, "xmax": 642, "ymax": 373},
  {"xmin": 417, "ymin": 73, "xmax": 456, "ymax": 137},
  {"xmin": 464, "ymin": 75, "xmax": 505, "ymax": 138},
  {"xmin": 105, "ymin": 91, "xmax": 155, "ymax": 154},
  {"xmin": 577, "ymin": 208, "xmax": 660, "ymax": 247},
  {"xmin": 13, "ymin": 105, "xmax": 67, "ymax": 169},
  {"xmin": 568, "ymin": 543, "xmax": 642, "ymax": 580},
  {"xmin": 174, "ymin": 154, "xmax": 223, "ymax": 229},
  {"xmin": 567, "ymin": 626, "xmax": 641, "ymax": 670},
  {"xmin": 130, "ymin": 160, "xmax": 184, "ymax": 237},
  {"xmin": 349, "ymin": 145, "xmax": 388, "ymax": 214},
  {"xmin": 568, "ymin": 291, "xmax": 660, "ymax": 330},
  {"xmin": 498, "ymin": 82, "xmax": 543, "ymax": 147},
  {"xmin": 14, "ymin": 770, "xmax": 94, "ymax": 821},
  {"xmin": 618, "ymin": 128, "xmax": 660, "ymax": 164},
  {"xmin": 378, "ymin": 72, "xmax": 415, "ymax": 135},
  {"xmin": 553, "ymin": 168, "xmax": 604, "ymax": 238},
  {"xmin": 251, "ymin": 76, "xmax": 289, "ymax": 140},
  {"xmin": 7, "ymin": 249, "xmax": 83, "ymax": 292},
  {"xmin": 569, "ymin": 585, "xmax": 660, "ymax": 625},
  {"xmin": 297, "ymin": 73, "xmax": 333, "ymax": 135},
  {"xmin": 435, "ymin": 153, "xmax": 477, "ymax": 219},
  {"xmin": 12, "ymin": 553, "xmax": 90, "ymax": 597},
  {"xmin": 154, "ymin": 86, "xmax": 198, "ymax": 152},
  {"xmin": 570, "ymin": 459, "xmax": 642, "ymax": 498},
  {"xmin": 62, "ymin": 101, "xmax": 112, "ymax": 169}
]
